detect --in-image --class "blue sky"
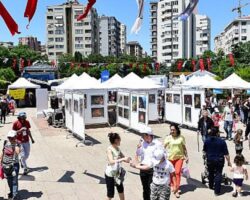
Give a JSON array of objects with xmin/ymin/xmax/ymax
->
[{"xmin": 0, "ymin": 0, "xmax": 249, "ymax": 53}]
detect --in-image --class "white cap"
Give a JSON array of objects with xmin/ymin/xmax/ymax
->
[
  {"xmin": 7, "ymin": 130, "xmax": 17, "ymax": 138},
  {"xmin": 228, "ymin": 100, "xmax": 232, "ymax": 103},
  {"xmin": 152, "ymin": 148, "xmax": 167, "ymax": 166},
  {"xmin": 139, "ymin": 127, "xmax": 154, "ymax": 136},
  {"xmin": 202, "ymin": 103, "xmax": 206, "ymax": 106},
  {"xmin": 214, "ymin": 108, "xmax": 219, "ymax": 113}
]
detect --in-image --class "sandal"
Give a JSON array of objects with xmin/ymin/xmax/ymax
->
[{"xmin": 175, "ymin": 192, "xmax": 180, "ymax": 198}]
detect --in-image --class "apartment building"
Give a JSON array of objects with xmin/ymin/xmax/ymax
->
[
  {"xmin": 19, "ymin": 36, "xmax": 41, "ymax": 51},
  {"xmin": 195, "ymin": 14, "xmax": 211, "ymax": 56},
  {"xmin": 126, "ymin": 41, "xmax": 143, "ymax": 59},
  {"xmin": 150, "ymin": 0, "xmax": 211, "ymax": 66},
  {"xmin": 99, "ymin": 16, "xmax": 122, "ymax": 57},
  {"xmin": 214, "ymin": 16, "xmax": 250, "ymax": 54},
  {"xmin": 120, "ymin": 24, "xmax": 127, "ymax": 54},
  {"xmin": 46, "ymin": 0, "xmax": 99, "ymax": 61}
]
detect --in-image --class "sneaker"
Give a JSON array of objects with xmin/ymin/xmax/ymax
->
[
  {"xmin": 8, "ymin": 193, "xmax": 13, "ymax": 199},
  {"xmin": 23, "ymin": 168, "xmax": 29, "ymax": 175},
  {"xmin": 238, "ymin": 192, "xmax": 242, "ymax": 197},
  {"xmin": 232, "ymin": 192, "xmax": 238, "ymax": 197}
]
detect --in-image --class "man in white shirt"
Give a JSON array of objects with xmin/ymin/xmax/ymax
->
[
  {"xmin": 223, "ymin": 100, "xmax": 234, "ymax": 140},
  {"xmin": 134, "ymin": 127, "xmax": 162, "ymax": 200}
]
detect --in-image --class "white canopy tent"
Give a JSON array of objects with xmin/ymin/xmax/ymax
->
[
  {"xmin": 181, "ymin": 75, "xmax": 221, "ymax": 89},
  {"xmin": 219, "ymin": 73, "xmax": 250, "ymax": 89},
  {"xmin": 8, "ymin": 78, "xmax": 41, "ymax": 89},
  {"xmin": 53, "ymin": 74, "xmax": 79, "ymax": 92},
  {"xmin": 101, "ymin": 74, "xmax": 123, "ymax": 89}
]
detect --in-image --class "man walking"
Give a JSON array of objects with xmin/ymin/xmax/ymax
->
[
  {"xmin": 223, "ymin": 100, "xmax": 234, "ymax": 140},
  {"xmin": 198, "ymin": 110, "xmax": 214, "ymax": 142},
  {"xmin": 203, "ymin": 128, "xmax": 231, "ymax": 196},
  {"xmin": 134, "ymin": 127, "xmax": 161, "ymax": 200},
  {"xmin": 13, "ymin": 112, "xmax": 35, "ymax": 175}
]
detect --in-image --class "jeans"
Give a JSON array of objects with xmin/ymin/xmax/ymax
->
[
  {"xmin": 170, "ymin": 159, "xmax": 184, "ymax": 190},
  {"xmin": 140, "ymin": 169, "xmax": 153, "ymax": 200},
  {"xmin": 245, "ymin": 121, "xmax": 250, "ymax": 139},
  {"xmin": 207, "ymin": 160, "xmax": 224, "ymax": 194},
  {"xmin": 7, "ymin": 163, "xmax": 20, "ymax": 197},
  {"xmin": 0, "ymin": 110, "xmax": 6, "ymax": 123},
  {"xmin": 224, "ymin": 121, "xmax": 233, "ymax": 139},
  {"xmin": 202, "ymin": 134, "xmax": 208, "ymax": 143},
  {"xmin": 20, "ymin": 142, "xmax": 30, "ymax": 169}
]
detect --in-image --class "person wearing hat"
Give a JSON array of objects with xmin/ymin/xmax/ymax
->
[
  {"xmin": 131, "ymin": 147, "xmax": 177, "ymax": 200},
  {"xmin": 12, "ymin": 112, "xmax": 35, "ymax": 175},
  {"xmin": 0, "ymin": 130, "xmax": 21, "ymax": 199},
  {"xmin": 223, "ymin": 100, "xmax": 234, "ymax": 140},
  {"xmin": 199, "ymin": 103, "xmax": 211, "ymax": 119},
  {"xmin": 212, "ymin": 108, "xmax": 222, "ymax": 133},
  {"xmin": 134, "ymin": 127, "xmax": 162, "ymax": 200},
  {"xmin": 164, "ymin": 124, "xmax": 188, "ymax": 198}
]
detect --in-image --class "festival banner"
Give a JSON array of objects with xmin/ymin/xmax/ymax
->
[{"xmin": 9, "ymin": 89, "xmax": 26, "ymax": 100}]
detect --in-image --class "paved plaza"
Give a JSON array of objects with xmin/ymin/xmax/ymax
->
[{"xmin": 0, "ymin": 108, "xmax": 250, "ymax": 200}]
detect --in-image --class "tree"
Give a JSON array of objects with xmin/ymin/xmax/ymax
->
[{"xmin": 74, "ymin": 51, "xmax": 83, "ymax": 63}]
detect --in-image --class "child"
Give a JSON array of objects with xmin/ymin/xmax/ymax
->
[
  {"xmin": 212, "ymin": 108, "xmax": 221, "ymax": 133},
  {"xmin": 131, "ymin": 148, "xmax": 177, "ymax": 200},
  {"xmin": 230, "ymin": 155, "xmax": 248, "ymax": 197},
  {"xmin": 234, "ymin": 129, "xmax": 244, "ymax": 155}
]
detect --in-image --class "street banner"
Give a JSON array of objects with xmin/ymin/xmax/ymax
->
[{"xmin": 9, "ymin": 89, "xmax": 26, "ymax": 100}]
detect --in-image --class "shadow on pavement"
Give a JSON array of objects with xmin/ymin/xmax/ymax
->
[
  {"xmin": 85, "ymin": 134, "xmax": 101, "ymax": 145},
  {"xmin": 19, "ymin": 174, "xmax": 35, "ymax": 182},
  {"xmin": 83, "ymin": 170, "xmax": 105, "ymax": 184},
  {"xmin": 29, "ymin": 166, "xmax": 49, "ymax": 173},
  {"xmin": 180, "ymin": 178, "xmax": 208, "ymax": 194},
  {"xmin": 18, "ymin": 189, "xmax": 43, "ymax": 199},
  {"xmin": 57, "ymin": 171, "xmax": 75, "ymax": 183},
  {"xmin": 128, "ymin": 171, "xmax": 140, "ymax": 176}
]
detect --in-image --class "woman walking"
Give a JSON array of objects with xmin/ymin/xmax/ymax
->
[
  {"xmin": 164, "ymin": 124, "xmax": 188, "ymax": 198},
  {"xmin": 105, "ymin": 132, "xmax": 131, "ymax": 200},
  {"xmin": 0, "ymin": 130, "xmax": 21, "ymax": 200}
]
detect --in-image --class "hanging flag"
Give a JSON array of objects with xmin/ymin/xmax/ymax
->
[
  {"xmin": 178, "ymin": 0, "xmax": 199, "ymax": 21},
  {"xmin": 228, "ymin": 53, "xmax": 235, "ymax": 66},
  {"xmin": 12, "ymin": 59, "xmax": 17, "ymax": 69},
  {"xmin": 177, "ymin": 60, "xmax": 183, "ymax": 71},
  {"xmin": 24, "ymin": 0, "xmax": 38, "ymax": 28},
  {"xmin": 199, "ymin": 58, "xmax": 205, "ymax": 71},
  {"xmin": 28, "ymin": 59, "xmax": 31, "ymax": 66},
  {"xmin": 191, "ymin": 60, "xmax": 196, "ymax": 72},
  {"xmin": 70, "ymin": 62, "xmax": 74, "ymax": 69},
  {"xmin": 20, "ymin": 58, "xmax": 25, "ymax": 70},
  {"xmin": 136, "ymin": 63, "xmax": 139, "ymax": 70},
  {"xmin": 131, "ymin": 0, "xmax": 144, "ymax": 34},
  {"xmin": 129, "ymin": 63, "xmax": 133, "ymax": 68},
  {"xmin": 51, "ymin": 60, "xmax": 55, "ymax": 67},
  {"xmin": 155, "ymin": 62, "xmax": 160, "ymax": 73},
  {"xmin": 143, "ymin": 63, "xmax": 147, "ymax": 73},
  {"xmin": 0, "ymin": 2, "xmax": 20, "ymax": 35},
  {"xmin": 207, "ymin": 58, "xmax": 211, "ymax": 71},
  {"xmin": 77, "ymin": 0, "xmax": 96, "ymax": 21}
]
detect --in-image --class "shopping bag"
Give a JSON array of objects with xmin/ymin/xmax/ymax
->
[
  {"xmin": 0, "ymin": 165, "xmax": 5, "ymax": 179},
  {"xmin": 181, "ymin": 165, "xmax": 190, "ymax": 179}
]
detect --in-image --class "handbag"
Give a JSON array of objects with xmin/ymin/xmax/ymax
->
[
  {"xmin": 0, "ymin": 165, "xmax": 4, "ymax": 179},
  {"xmin": 181, "ymin": 164, "xmax": 190, "ymax": 179},
  {"xmin": 114, "ymin": 167, "xmax": 126, "ymax": 186},
  {"xmin": 2, "ymin": 141, "xmax": 15, "ymax": 177}
]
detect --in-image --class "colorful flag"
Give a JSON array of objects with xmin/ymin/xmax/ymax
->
[
  {"xmin": 191, "ymin": 60, "xmax": 196, "ymax": 72},
  {"xmin": 178, "ymin": 0, "xmax": 199, "ymax": 21},
  {"xmin": 77, "ymin": 0, "xmax": 96, "ymax": 21},
  {"xmin": 131, "ymin": 0, "xmax": 144, "ymax": 34},
  {"xmin": 24, "ymin": 0, "xmax": 38, "ymax": 27},
  {"xmin": 207, "ymin": 58, "xmax": 211, "ymax": 71},
  {"xmin": 199, "ymin": 58, "xmax": 205, "ymax": 71},
  {"xmin": 228, "ymin": 53, "xmax": 235, "ymax": 66},
  {"xmin": 177, "ymin": 60, "xmax": 183, "ymax": 71}
]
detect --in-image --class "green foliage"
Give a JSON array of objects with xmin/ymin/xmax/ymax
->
[{"xmin": 223, "ymin": 67, "xmax": 235, "ymax": 78}]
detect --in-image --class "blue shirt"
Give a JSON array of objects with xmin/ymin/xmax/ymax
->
[{"xmin": 203, "ymin": 137, "xmax": 229, "ymax": 162}]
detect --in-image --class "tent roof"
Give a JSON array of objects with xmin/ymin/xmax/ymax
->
[
  {"xmin": 54, "ymin": 74, "xmax": 79, "ymax": 92},
  {"xmin": 8, "ymin": 78, "xmax": 41, "ymax": 89},
  {"xmin": 101, "ymin": 74, "xmax": 123, "ymax": 89},
  {"xmin": 219, "ymin": 73, "xmax": 250, "ymax": 89},
  {"xmin": 182, "ymin": 75, "xmax": 220, "ymax": 88},
  {"xmin": 186, "ymin": 70, "xmax": 216, "ymax": 80}
]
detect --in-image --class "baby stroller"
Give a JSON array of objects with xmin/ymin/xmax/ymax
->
[{"xmin": 201, "ymin": 152, "xmax": 231, "ymax": 185}]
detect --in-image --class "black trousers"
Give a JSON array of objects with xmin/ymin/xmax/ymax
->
[
  {"xmin": 1, "ymin": 110, "xmax": 6, "ymax": 123},
  {"xmin": 245, "ymin": 121, "xmax": 250, "ymax": 139},
  {"xmin": 140, "ymin": 169, "xmax": 153, "ymax": 200},
  {"xmin": 207, "ymin": 160, "xmax": 224, "ymax": 194}
]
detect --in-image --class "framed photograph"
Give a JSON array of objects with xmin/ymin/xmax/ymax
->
[
  {"xmin": 173, "ymin": 94, "xmax": 180, "ymax": 104},
  {"xmin": 91, "ymin": 108, "xmax": 104, "ymax": 118},
  {"xmin": 124, "ymin": 108, "xmax": 129, "ymax": 119},
  {"xmin": 166, "ymin": 93, "xmax": 172, "ymax": 103},
  {"xmin": 69, "ymin": 99, "xmax": 72, "ymax": 114},
  {"xmin": 185, "ymin": 107, "xmax": 192, "ymax": 122},
  {"xmin": 91, "ymin": 95, "xmax": 104, "ymax": 105},
  {"xmin": 118, "ymin": 107, "xmax": 123, "ymax": 117},
  {"xmin": 74, "ymin": 100, "xmax": 79, "ymax": 113},
  {"xmin": 124, "ymin": 96, "xmax": 129, "ymax": 106},
  {"xmin": 84, "ymin": 94, "xmax": 87, "ymax": 109},
  {"xmin": 184, "ymin": 95, "xmax": 192, "ymax": 105},
  {"xmin": 138, "ymin": 111, "xmax": 146, "ymax": 124},
  {"xmin": 65, "ymin": 99, "xmax": 69, "ymax": 110},
  {"xmin": 139, "ymin": 96, "xmax": 147, "ymax": 109},
  {"xmin": 194, "ymin": 94, "xmax": 201, "ymax": 109},
  {"xmin": 132, "ymin": 96, "xmax": 137, "ymax": 112},
  {"xmin": 149, "ymin": 94, "xmax": 156, "ymax": 104},
  {"xmin": 118, "ymin": 95, "xmax": 123, "ymax": 105},
  {"xmin": 79, "ymin": 99, "xmax": 83, "ymax": 116}
]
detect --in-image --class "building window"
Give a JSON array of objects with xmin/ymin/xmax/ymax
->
[
  {"xmin": 55, "ymin": 30, "xmax": 64, "ymax": 34},
  {"xmin": 56, "ymin": 52, "xmax": 63, "ymax": 56},
  {"xmin": 55, "ymin": 45, "xmax": 64, "ymax": 49},
  {"xmin": 48, "ymin": 52, "xmax": 54, "ymax": 56},
  {"xmin": 48, "ymin": 38, "xmax": 54, "ymax": 42},
  {"xmin": 75, "ymin": 44, "xmax": 83, "ymax": 49},
  {"xmin": 75, "ymin": 29, "xmax": 83, "ymax": 34},
  {"xmin": 74, "ymin": 22, "xmax": 83, "ymax": 26},
  {"xmin": 75, "ymin": 37, "xmax": 83, "ymax": 41},
  {"xmin": 85, "ymin": 30, "xmax": 91, "ymax": 34},
  {"xmin": 47, "ymin": 16, "xmax": 53, "ymax": 20},
  {"xmin": 55, "ymin": 37, "xmax": 64, "ymax": 42},
  {"xmin": 242, "ymin": 22, "xmax": 247, "ymax": 26},
  {"xmin": 242, "ymin": 36, "xmax": 247, "ymax": 40},
  {"xmin": 48, "ymin": 31, "xmax": 53, "ymax": 34},
  {"xmin": 84, "ymin": 22, "xmax": 89, "ymax": 25},
  {"xmin": 85, "ymin": 44, "xmax": 91, "ymax": 48},
  {"xmin": 241, "ymin": 29, "xmax": 247, "ymax": 33},
  {"xmin": 54, "ymin": 8, "xmax": 63, "ymax": 11}
]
